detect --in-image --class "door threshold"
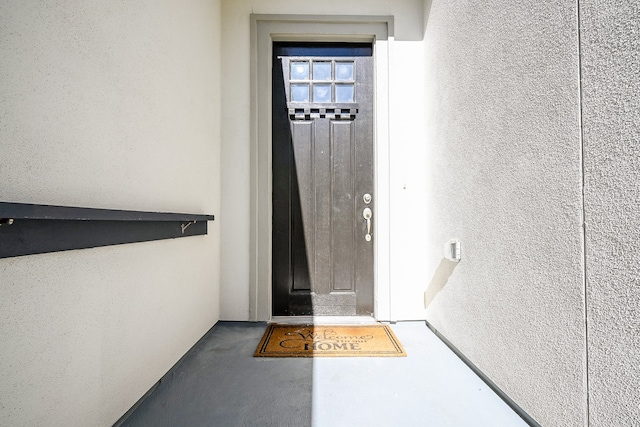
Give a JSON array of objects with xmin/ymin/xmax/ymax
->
[{"xmin": 270, "ymin": 316, "xmax": 378, "ymax": 325}]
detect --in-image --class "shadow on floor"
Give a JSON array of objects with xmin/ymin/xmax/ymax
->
[{"xmin": 118, "ymin": 322, "xmax": 313, "ymax": 427}]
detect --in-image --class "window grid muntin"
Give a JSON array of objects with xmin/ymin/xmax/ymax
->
[{"xmin": 289, "ymin": 59, "xmax": 355, "ymax": 104}]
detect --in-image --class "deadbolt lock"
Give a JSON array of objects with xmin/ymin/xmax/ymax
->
[{"xmin": 363, "ymin": 193, "xmax": 372, "ymax": 204}]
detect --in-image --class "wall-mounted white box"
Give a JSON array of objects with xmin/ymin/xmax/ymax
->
[{"xmin": 445, "ymin": 239, "xmax": 461, "ymax": 262}]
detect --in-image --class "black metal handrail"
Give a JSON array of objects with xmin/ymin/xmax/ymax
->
[{"xmin": 0, "ymin": 202, "xmax": 214, "ymax": 259}]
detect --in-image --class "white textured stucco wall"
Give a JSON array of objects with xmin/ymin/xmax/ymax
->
[
  {"xmin": 220, "ymin": 0, "xmax": 428, "ymax": 320},
  {"xmin": 422, "ymin": 0, "xmax": 586, "ymax": 425},
  {"xmin": 580, "ymin": 1, "xmax": 640, "ymax": 425},
  {"xmin": 0, "ymin": 1, "xmax": 221, "ymax": 426}
]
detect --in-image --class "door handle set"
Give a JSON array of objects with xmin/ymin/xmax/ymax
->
[
  {"xmin": 362, "ymin": 193, "xmax": 372, "ymax": 242},
  {"xmin": 362, "ymin": 207, "xmax": 372, "ymax": 242}
]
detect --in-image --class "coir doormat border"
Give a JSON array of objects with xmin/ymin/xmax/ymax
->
[{"xmin": 254, "ymin": 324, "xmax": 406, "ymax": 357}]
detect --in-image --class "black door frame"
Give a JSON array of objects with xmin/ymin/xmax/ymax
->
[{"xmin": 271, "ymin": 42, "xmax": 375, "ymax": 316}]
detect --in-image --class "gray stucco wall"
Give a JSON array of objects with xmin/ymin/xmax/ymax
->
[
  {"xmin": 422, "ymin": 0, "xmax": 587, "ymax": 425},
  {"xmin": 0, "ymin": 2, "xmax": 221, "ymax": 425},
  {"xmin": 580, "ymin": 1, "xmax": 640, "ymax": 425}
]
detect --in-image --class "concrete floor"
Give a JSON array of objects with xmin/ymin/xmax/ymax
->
[{"xmin": 118, "ymin": 322, "xmax": 529, "ymax": 427}]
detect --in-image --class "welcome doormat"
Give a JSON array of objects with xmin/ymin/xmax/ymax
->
[{"xmin": 254, "ymin": 324, "xmax": 406, "ymax": 357}]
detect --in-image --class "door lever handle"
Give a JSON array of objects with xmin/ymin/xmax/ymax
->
[{"xmin": 363, "ymin": 208, "xmax": 372, "ymax": 242}]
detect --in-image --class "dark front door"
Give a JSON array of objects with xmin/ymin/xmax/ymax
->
[{"xmin": 272, "ymin": 43, "xmax": 374, "ymax": 316}]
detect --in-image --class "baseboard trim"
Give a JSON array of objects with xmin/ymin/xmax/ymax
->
[
  {"xmin": 112, "ymin": 321, "xmax": 220, "ymax": 427},
  {"xmin": 424, "ymin": 321, "xmax": 541, "ymax": 427}
]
